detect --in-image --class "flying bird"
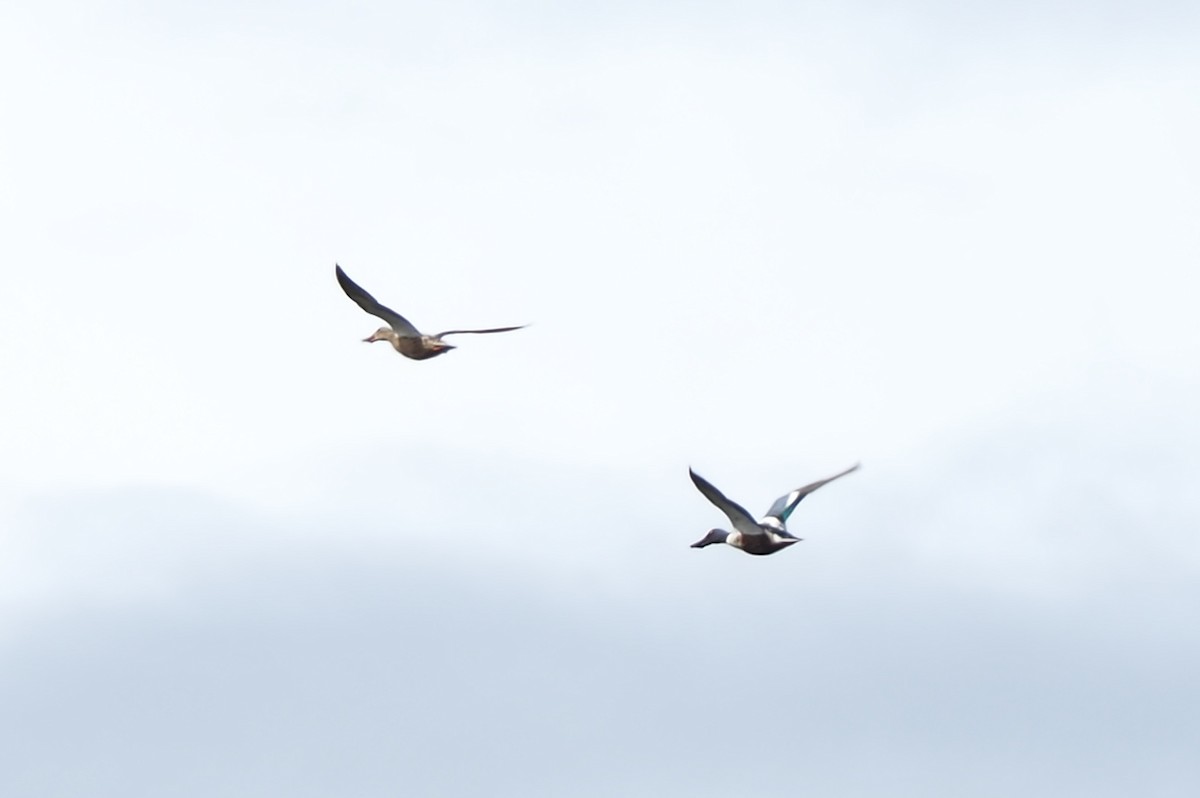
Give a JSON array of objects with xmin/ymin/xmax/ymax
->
[
  {"xmin": 335, "ymin": 264, "xmax": 526, "ymax": 360},
  {"xmin": 689, "ymin": 463, "xmax": 860, "ymax": 555}
]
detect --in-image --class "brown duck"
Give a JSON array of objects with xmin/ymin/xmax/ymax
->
[{"xmin": 336, "ymin": 264, "xmax": 526, "ymax": 360}]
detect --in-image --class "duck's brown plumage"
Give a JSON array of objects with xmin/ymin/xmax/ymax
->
[{"xmin": 335, "ymin": 264, "xmax": 526, "ymax": 360}]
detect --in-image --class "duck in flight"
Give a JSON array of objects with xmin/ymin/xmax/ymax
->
[
  {"xmin": 336, "ymin": 264, "xmax": 526, "ymax": 360},
  {"xmin": 689, "ymin": 463, "xmax": 860, "ymax": 555}
]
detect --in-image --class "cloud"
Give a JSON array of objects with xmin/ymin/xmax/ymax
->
[
  {"xmin": 2, "ymin": 3, "xmax": 1198, "ymax": 795},
  {"xmin": 3, "ymin": 383, "xmax": 1198, "ymax": 796},
  {"xmin": 2, "ymin": 524, "xmax": 1196, "ymax": 796}
]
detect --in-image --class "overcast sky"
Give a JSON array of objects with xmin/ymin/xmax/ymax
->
[{"xmin": 2, "ymin": 1, "xmax": 1199, "ymax": 795}]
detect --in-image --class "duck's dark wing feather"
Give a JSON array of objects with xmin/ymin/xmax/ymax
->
[
  {"xmin": 689, "ymin": 468, "xmax": 764, "ymax": 538},
  {"xmin": 335, "ymin": 265, "xmax": 421, "ymax": 337},
  {"xmin": 764, "ymin": 463, "xmax": 860, "ymax": 523},
  {"xmin": 433, "ymin": 324, "xmax": 527, "ymax": 339}
]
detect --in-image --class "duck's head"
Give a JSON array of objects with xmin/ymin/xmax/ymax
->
[
  {"xmin": 363, "ymin": 327, "xmax": 395, "ymax": 343},
  {"xmin": 690, "ymin": 529, "xmax": 730, "ymax": 549}
]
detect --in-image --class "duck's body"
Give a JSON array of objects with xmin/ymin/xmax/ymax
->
[
  {"xmin": 689, "ymin": 464, "xmax": 859, "ymax": 556},
  {"xmin": 711, "ymin": 528, "xmax": 800, "ymax": 556},
  {"xmin": 335, "ymin": 264, "xmax": 525, "ymax": 361},
  {"xmin": 363, "ymin": 328, "xmax": 456, "ymax": 360}
]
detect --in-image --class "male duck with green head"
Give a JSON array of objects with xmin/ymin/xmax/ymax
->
[{"xmin": 689, "ymin": 463, "xmax": 859, "ymax": 555}]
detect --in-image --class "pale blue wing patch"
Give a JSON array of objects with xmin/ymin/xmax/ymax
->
[
  {"xmin": 764, "ymin": 490, "xmax": 804, "ymax": 524},
  {"xmin": 762, "ymin": 463, "xmax": 861, "ymax": 524}
]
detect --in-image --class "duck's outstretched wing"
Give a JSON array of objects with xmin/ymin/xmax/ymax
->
[
  {"xmin": 335, "ymin": 264, "xmax": 421, "ymax": 337},
  {"xmin": 433, "ymin": 324, "xmax": 527, "ymax": 339},
  {"xmin": 689, "ymin": 468, "xmax": 764, "ymax": 538},
  {"xmin": 764, "ymin": 463, "xmax": 861, "ymax": 523}
]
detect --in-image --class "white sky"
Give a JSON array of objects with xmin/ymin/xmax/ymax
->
[{"xmin": 2, "ymin": 1, "xmax": 1199, "ymax": 795}]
